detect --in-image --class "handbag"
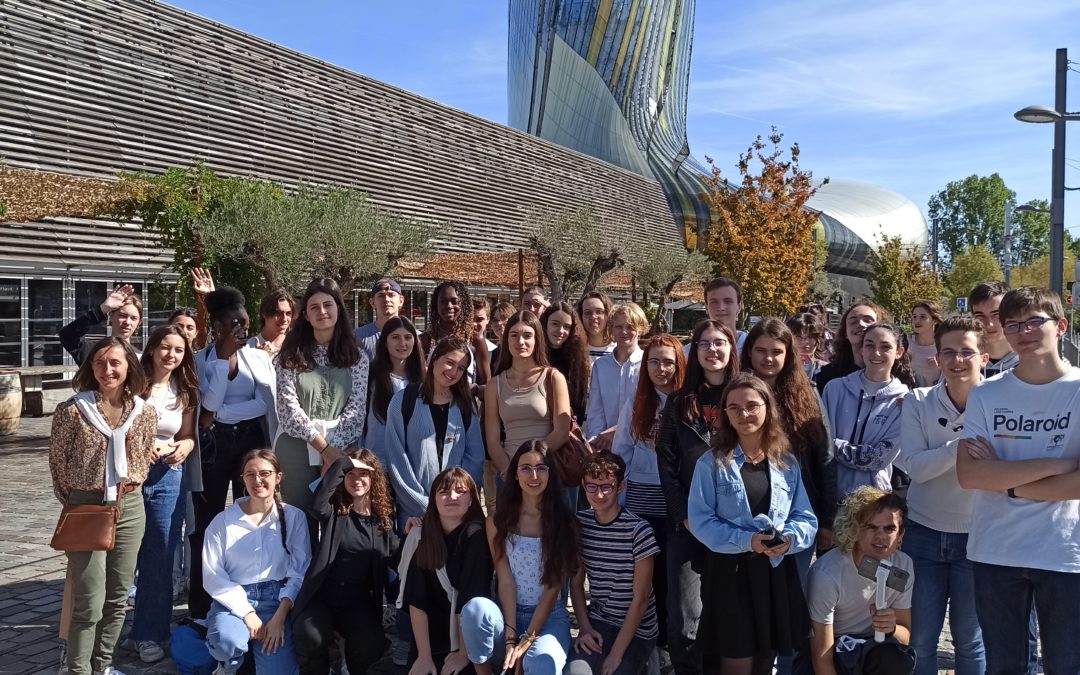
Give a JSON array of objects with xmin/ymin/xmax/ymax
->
[
  {"xmin": 50, "ymin": 488, "xmax": 125, "ymax": 552},
  {"xmin": 543, "ymin": 368, "xmax": 592, "ymax": 486}
]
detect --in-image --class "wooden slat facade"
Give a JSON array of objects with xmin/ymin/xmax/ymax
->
[{"xmin": 0, "ymin": 0, "xmax": 685, "ymax": 256}]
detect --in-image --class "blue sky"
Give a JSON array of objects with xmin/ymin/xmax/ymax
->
[{"xmin": 167, "ymin": 0, "xmax": 1079, "ymax": 224}]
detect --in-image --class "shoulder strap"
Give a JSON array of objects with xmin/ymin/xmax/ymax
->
[
  {"xmin": 543, "ymin": 367, "xmax": 555, "ymax": 416},
  {"xmin": 401, "ymin": 382, "xmax": 423, "ymax": 429}
]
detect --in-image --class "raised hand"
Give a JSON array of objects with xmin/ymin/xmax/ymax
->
[
  {"xmin": 191, "ymin": 268, "xmax": 215, "ymax": 296},
  {"xmin": 100, "ymin": 284, "xmax": 135, "ymax": 315}
]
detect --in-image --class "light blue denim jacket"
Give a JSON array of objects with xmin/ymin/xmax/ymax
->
[{"xmin": 687, "ymin": 445, "xmax": 818, "ymax": 567}]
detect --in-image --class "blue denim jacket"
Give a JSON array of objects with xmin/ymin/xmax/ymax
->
[{"xmin": 687, "ymin": 445, "xmax": 818, "ymax": 567}]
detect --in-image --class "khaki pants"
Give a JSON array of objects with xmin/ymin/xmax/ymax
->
[
  {"xmin": 65, "ymin": 489, "xmax": 145, "ymax": 675},
  {"xmin": 482, "ymin": 459, "xmax": 498, "ymax": 514}
]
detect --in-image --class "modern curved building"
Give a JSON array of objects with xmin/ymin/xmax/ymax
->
[{"xmin": 508, "ymin": 0, "xmax": 928, "ymax": 283}]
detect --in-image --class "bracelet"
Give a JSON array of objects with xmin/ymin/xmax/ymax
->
[
  {"xmin": 1007, "ymin": 487, "xmax": 1018, "ymax": 499},
  {"xmin": 518, "ymin": 631, "xmax": 539, "ymax": 645}
]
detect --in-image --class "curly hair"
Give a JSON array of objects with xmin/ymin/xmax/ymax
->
[
  {"xmin": 581, "ymin": 450, "xmax": 625, "ymax": 484},
  {"xmin": 631, "ymin": 334, "xmax": 686, "ymax": 441},
  {"xmin": 711, "ymin": 373, "xmax": 791, "ymax": 470},
  {"xmin": 414, "ymin": 467, "xmax": 486, "ymax": 572},
  {"xmin": 861, "ymin": 322, "xmax": 916, "ymax": 389},
  {"xmin": 140, "ymin": 325, "xmax": 199, "ymax": 413},
  {"xmin": 833, "ymin": 486, "xmax": 908, "ymax": 553},
  {"xmin": 678, "ymin": 320, "xmax": 739, "ymax": 424},
  {"xmin": 426, "ymin": 280, "xmax": 473, "ymax": 344},
  {"xmin": 540, "ymin": 302, "xmax": 590, "ymax": 417},
  {"xmin": 333, "ymin": 448, "xmax": 395, "ymax": 532},
  {"xmin": 494, "ymin": 440, "xmax": 580, "ymax": 587},
  {"xmin": 830, "ymin": 301, "xmax": 889, "ymax": 375},
  {"xmin": 740, "ymin": 318, "xmax": 827, "ymax": 455}
]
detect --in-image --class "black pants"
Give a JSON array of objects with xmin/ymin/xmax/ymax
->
[
  {"xmin": 294, "ymin": 585, "xmax": 387, "ymax": 675},
  {"xmin": 642, "ymin": 515, "xmax": 670, "ymax": 650},
  {"xmin": 188, "ymin": 418, "xmax": 267, "ymax": 620}
]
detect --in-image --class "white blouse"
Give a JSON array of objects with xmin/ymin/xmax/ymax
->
[{"xmin": 201, "ymin": 498, "xmax": 311, "ymax": 619}]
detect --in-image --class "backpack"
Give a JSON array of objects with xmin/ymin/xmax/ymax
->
[
  {"xmin": 400, "ymin": 382, "xmax": 473, "ymax": 432},
  {"xmin": 171, "ymin": 624, "xmax": 216, "ymax": 675}
]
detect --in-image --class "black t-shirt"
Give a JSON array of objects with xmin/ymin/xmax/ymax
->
[
  {"xmin": 328, "ymin": 512, "xmax": 380, "ymax": 585},
  {"xmin": 403, "ymin": 521, "xmax": 493, "ymax": 656},
  {"xmin": 430, "ymin": 401, "xmax": 451, "ymax": 464},
  {"xmin": 740, "ymin": 459, "xmax": 771, "ymax": 517},
  {"xmin": 699, "ymin": 384, "xmax": 725, "ymax": 439}
]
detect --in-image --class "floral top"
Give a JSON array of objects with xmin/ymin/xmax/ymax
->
[
  {"xmin": 276, "ymin": 344, "xmax": 369, "ymax": 446},
  {"xmin": 48, "ymin": 392, "xmax": 158, "ymax": 502}
]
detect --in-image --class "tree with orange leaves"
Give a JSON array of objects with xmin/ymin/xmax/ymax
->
[{"xmin": 701, "ymin": 129, "xmax": 826, "ymax": 321}]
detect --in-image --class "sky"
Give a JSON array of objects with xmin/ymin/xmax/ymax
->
[{"xmin": 165, "ymin": 0, "xmax": 1079, "ymax": 226}]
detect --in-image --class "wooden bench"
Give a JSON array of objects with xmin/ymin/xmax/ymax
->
[{"xmin": 6, "ymin": 366, "xmax": 77, "ymax": 417}]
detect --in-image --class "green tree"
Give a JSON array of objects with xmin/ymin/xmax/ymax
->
[
  {"xmin": 528, "ymin": 206, "xmax": 626, "ymax": 303},
  {"xmin": 626, "ymin": 246, "xmax": 711, "ymax": 333},
  {"xmin": 928, "ymin": 174, "xmax": 1049, "ymax": 265},
  {"xmin": 942, "ymin": 246, "xmax": 1004, "ymax": 300},
  {"xmin": 868, "ymin": 234, "xmax": 945, "ymax": 321},
  {"xmin": 1010, "ymin": 250, "xmax": 1077, "ymax": 294}
]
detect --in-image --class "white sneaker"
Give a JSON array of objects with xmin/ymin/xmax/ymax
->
[
  {"xmin": 94, "ymin": 668, "xmax": 126, "ymax": 675},
  {"xmin": 213, "ymin": 665, "xmax": 235, "ymax": 675},
  {"xmin": 136, "ymin": 641, "xmax": 165, "ymax": 663}
]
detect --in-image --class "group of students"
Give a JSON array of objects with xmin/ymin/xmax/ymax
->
[{"xmin": 45, "ymin": 270, "xmax": 1080, "ymax": 675}]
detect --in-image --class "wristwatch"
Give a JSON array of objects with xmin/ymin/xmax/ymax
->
[{"xmin": 1007, "ymin": 487, "xmax": 1018, "ymax": 499}]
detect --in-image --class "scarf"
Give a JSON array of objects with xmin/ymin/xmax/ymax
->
[{"xmin": 73, "ymin": 391, "xmax": 145, "ymax": 501}]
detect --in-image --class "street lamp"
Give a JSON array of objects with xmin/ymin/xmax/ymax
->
[{"xmin": 1013, "ymin": 48, "xmax": 1079, "ymax": 296}]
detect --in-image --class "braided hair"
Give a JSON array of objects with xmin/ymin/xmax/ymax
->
[{"xmin": 426, "ymin": 280, "xmax": 473, "ymax": 343}]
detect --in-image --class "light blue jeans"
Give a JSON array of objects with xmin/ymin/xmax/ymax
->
[
  {"xmin": 207, "ymin": 579, "xmax": 298, "ymax": 675},
  {"xmin": 902, "ymin": 521, "xmax": 984, "ymax": 675},
  {"xmin": 461, "ymin": 597, "xmax": 571, "ymax": 675},
  {"xmin": 129, "ymin": 460, "xmax": 185, "ymax": 643}
]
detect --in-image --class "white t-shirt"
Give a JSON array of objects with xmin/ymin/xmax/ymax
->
[
  {"xmin": 807, "ymin": 548, "xmax": 914, "ymax": 635},
  {"xmin": 961, "ymin": 368, "xmax": 1080, "ymax": 572}
]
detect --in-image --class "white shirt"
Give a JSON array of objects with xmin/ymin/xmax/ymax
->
[
  {"xmin": 201, "ymin": 498, "xmax": 311, "ymax": 618},
  {"xmin": 584, "ymin": 347, "xmax": 643, "ymax": 439},
  {"xmin": 202, "ymin": 346, "xmax": 269, "ymax": 424},
  {"xmin": 807, "ymin": 548, "xmax": 913, "ymax": 635},
  {"xmin": 961, "ymin": 368, "xmax": 1080, "ymax": 572},
  {"xmin": 147, "ymin": 380, "xmax": 184, "ymax": 473}
]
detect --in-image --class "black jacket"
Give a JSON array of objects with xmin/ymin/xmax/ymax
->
[
  {"xmin": 656, "ymin": 390, "xmax": 713, "ymax": 530},
  {"xmin": 58, "ymin": 305, "xmax": 108, "ymax": 365},
  {"xmin": 795, "ymin": 391, "xmax": 838, "ymax": 530},
  {"xmin": 293, "ymin": 457, "xmax": 400, "ymax": 616}
]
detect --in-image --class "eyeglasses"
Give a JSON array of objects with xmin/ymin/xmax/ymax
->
[
  {"xmin": 647, "ymin": 358, "xmax": 677, "ymax": 369},
  {"xmin": 938, "ymin": 349, "xmax": 980, "ymax": 361},
  {"xmin": 1003, "ymin": 316, "xmax": 1054, "ymax": 334},
  {"xmin": 517, "ymin": 464, "xmax": 550, "ymax": 477},
  {"xmin": 725, "ymin": 402, "xmax": 764, "ymax": 416},
  {"xmin": 583, "ymin": 482, "xmax": 616, "ymax": 495},
  {"xmin": 697, "ymin": 339, "xmax": 730, "ymax": 351},
  {"xmin": 242, "ymin": 470, "xmax": 276, "ymax": 481}
]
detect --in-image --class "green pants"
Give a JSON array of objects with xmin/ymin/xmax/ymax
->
[{"xmin": 64, "ymin": 489, "xmax": 145, "ymax": 675}]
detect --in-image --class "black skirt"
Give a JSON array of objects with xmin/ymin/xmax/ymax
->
[{"xmin": 697, "ymin": 549, "xmax": 809, "ymax": 659}]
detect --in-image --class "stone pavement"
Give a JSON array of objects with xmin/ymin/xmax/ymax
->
[{"xmin": 1, "ymin": 415, "xmax": 973, "ymax": 674}]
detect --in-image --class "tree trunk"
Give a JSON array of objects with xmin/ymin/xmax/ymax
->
[
  {"xmin": 649, "ymin": 278, "xmax": 681, "ymax": 334},
  {"xmin": 538, "ymin": 251, "xmax": 563, "ymax": 304},
  {"xmin": 579, "ymin": 248, "xmax": 623, "ymax": 302}
]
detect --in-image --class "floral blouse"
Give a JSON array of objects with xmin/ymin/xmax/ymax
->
[
  {"xmin": 48, "ymin": 392, "xmax": 158, "ymax": 502},
  {"xmin": 276, "ymin": 344, "xmax": 369, "ymax": 446}
]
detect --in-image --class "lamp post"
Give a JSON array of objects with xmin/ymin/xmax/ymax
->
[{"xmin": 1014, "ymin": 48, "xmax": 1079, "ymax": 296}]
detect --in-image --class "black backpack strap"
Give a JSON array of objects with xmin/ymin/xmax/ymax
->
[{"xmin": 401, "ymin": 382, "xmax": 423, "ymax": 430}]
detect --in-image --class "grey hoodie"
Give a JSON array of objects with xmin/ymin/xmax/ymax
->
[{"xmin": 821, "ymin": 370, "xmax": 908, "ymax": 498}]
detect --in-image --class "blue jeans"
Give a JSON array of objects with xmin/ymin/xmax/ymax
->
[
  {"xmin": 974, "ymin": 562, "xmax": 1080, "ymax": 675},
  {"xmin": 460, "ymin": 597, "xmax": 571, "ymax": 675},
  {"xmin": 207, "ymin": 580, "xmax": 298, "ymax": 675},
  {"xmin": 129, "ymin": 460, "xmax": 186, "ymax": 643},
  {"xmin": 901, "ymin": 521, "xmax": 984, "ymax": 675}
]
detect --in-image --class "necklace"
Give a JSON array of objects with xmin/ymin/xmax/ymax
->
[{"xmin": 743, "ymin": 449, "xmax": 766, "ymax": 464}]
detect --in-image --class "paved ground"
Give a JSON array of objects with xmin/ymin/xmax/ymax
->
[{"xmin": 1, "ymin": 415, "xmax": 971, "ymax": 674}]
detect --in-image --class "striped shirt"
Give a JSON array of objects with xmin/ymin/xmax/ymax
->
[
  {"xmin": 576, "ymin": 507, "xmax": 659, "ymax": 639},
  {"xmin": 625, "ymin": 482, "xmax": 667, "ymax": 519}
]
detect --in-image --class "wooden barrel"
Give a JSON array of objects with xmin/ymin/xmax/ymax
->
[{"xmin": 0, "ymin": 371, "xmax": 21, "ymax": 436}]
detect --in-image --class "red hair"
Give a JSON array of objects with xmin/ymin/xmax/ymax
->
[{"xmin": 631, "ymin": 334, "xmax": 686, "ymax": 441}]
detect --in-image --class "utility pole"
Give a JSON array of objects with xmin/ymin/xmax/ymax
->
[
  {"xmin": 1050, "ymin": 48, "xmax": 1067, "ymax": 295},
  {"xmin": 1003, "ymin": 201, "xmax": 1013, "ymax": 286}
]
